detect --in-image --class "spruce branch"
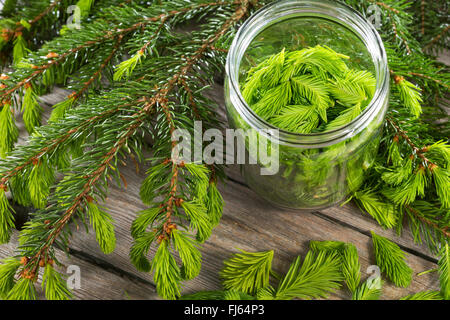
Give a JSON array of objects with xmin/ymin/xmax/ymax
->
[
  {"xmin": 409, "ymin": 0, "xmax": 448, "ymax": 53},
  {"xmin": 0, "ymin": 0, "xmax": 65, "ymax": 63},
  {"xmin": 0, "ymin": 0, "xmax": 245, "ymax": 179},
  {"xmin": 371, "ymin": 1, "xmax": 400, "ymax": 15},
  {"xmin": 1, "ymin": 37, "xmax": 104, "ymax": 102},
  {"xmin": 407, "ymin": 72, "xmax": 450, "ymax": 90},
  {"xmin": 14, "ymin": 96, "xmax": 156, "ymax": 282},
  {"xmin": 1, "ymin": 0, "xmax": 258, "ymax": 300},
  {"xmin": 128, "ymin": 0, "xmax": 255, "ymax": 298},
  {"xmin": 385, "ymin": 10, "xmax": 412, "ymax": 55},
  {"xmin": 65, "ymin": 34, "xmax": 123, "ymax": 99},
  {"xmin": 1, "ymin": 0, "xmax": 242, "ymax": 133}
]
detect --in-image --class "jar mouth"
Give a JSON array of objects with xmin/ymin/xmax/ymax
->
[{"xmin": 226, "ymin": 0, "xmax": 390, "ymax": 147}]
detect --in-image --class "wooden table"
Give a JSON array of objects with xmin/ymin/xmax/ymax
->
[{"xmin": 1, "ymin": 56, "xmax": 447, "ymax": 300}]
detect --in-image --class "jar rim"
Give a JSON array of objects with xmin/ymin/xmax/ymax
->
[{"xmin": 226, "ymin": 0, "xmax": 390, "ymax": 147}]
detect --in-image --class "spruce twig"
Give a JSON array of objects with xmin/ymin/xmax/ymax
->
[
  {"xmin": 23, "ymin": 100, "xmax": 157, "ymax": 278},
  {"xmin": 385, "ymin": 116, "xmax": 437, "ymax": 168}
]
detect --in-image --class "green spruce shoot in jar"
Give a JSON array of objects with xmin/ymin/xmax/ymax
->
[{"xmin": 241, "ymin": 45, "xmax": 376, "ymax": 134}]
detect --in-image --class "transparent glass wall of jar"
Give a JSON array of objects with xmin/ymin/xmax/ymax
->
[{"xmin": 225, "ymin": 0, "xmax": 390, "ymax": 210}]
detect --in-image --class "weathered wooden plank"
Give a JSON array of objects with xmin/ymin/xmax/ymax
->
[{"xmin": 0, "ymin": 232, "xmax": 158, "ymax": 300}]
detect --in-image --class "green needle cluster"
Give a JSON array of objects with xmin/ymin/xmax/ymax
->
[{"xmin": 241, "ymin": 45, "xmax": 376, "ymax": 133}]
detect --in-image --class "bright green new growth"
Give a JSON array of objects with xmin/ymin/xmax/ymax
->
[
  {"xmin": 352, "ymin": 277, "xmax": 383, "ymax": 300},
  {"xmin": 151, "ymin": 240, "xmax": 182, "ymax": 300},
  {"xmin": 274, "ymin": 250, "xmax": 343, "ymax": 300},
  {"xmin": 113, "ymin": 50, "xmax": 145, "ymax": 81},
  {"xmin": 220, "ymin": 249, "xmax": 274, "ymax": 295},
  {"xmin": 86, "ymin": 201, "xmax": 117, "ymax": 254},
  {"xmin": 341, "ymin": 244, "xmax": 361, "ymax": 293},
  {"xmin": 0, "ymin": 104, "xmax": 19, "ymax": 159},
  {"xmin": 189, "ymin": 248, "xmax": 343, "ymax": 300},
  {"xmin": 309, "ymin": 241, "xmax": 360, "ymax": 294},
  {"xmin": 181, "ymin": 237, "xmax": 446, "ymax": 301},
  {"xmin": 0, "ymin": 189, "xmax": 15, "ymax": 244},
  {"xmin": 42, "ymin": 264, "xmax": 73, "ymax": 300},
  {"xmin": 400, "ymin": 290, "xmax": 442, "ymax": 300},
  {"xmin": 0, "ymin": 258, "xmax": 21, "ymax": 298},
  {"xmin": 354, "ymin": 190, "xmax": 397, "ymax": 229},
  {"xmin": 22, "ymin": 85, "xmax": 42, "ymax": 134},
  {"xmin": 172, "ymin": 229, "xmax": 202, "ymax": 280},
  {"xmin": 5, "ymin": 278, "xmax": 36, "ymax": 300},
  {"xmin": 241, "ymin": 45, "xmax": 376, "ymax": 133},
  {"xmin": 28, "ymin": 158, "xmax": 55, "ymax": 209},
  {"xmin": 438, "ymin": 243, "xmax": 449, "ymax": 300},
  {"xmin": 12, "ymin": 34, "xmax": 28, "ymax": 65},
  {"xmin": 371, "ymin": 231, "xmax": 413, "ymax": 288}
]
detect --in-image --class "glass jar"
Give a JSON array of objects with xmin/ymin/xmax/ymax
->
[{"xmin": 224, "ymin": 0, "xmax": 390, "ymax": 210}]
